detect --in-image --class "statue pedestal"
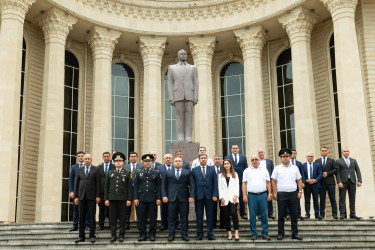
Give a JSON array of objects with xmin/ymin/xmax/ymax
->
[
  {"xmin": 170, "ymin": 141, "xmax": 200, "ymax": 164},
  {"xmin": 170, "ymin": 141, "xmax": 199, "ymax": 220}
]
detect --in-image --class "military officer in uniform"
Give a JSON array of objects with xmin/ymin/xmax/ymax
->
[
  {"xmin": 133, "ymin": 154, "xmax": 162, "ymax": 242},
  {"xmin": 104, "ymin": 152, "xmax": 132, "ymax": 243}
]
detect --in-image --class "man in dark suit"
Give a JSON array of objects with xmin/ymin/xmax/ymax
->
[
  {"xmin": 212, "ymin": 154, "xmax": 226, "ymax": 229},
  {"xmin": 133, "ymin": 154, "xmax": 162, "ymax": 241},
  {"xmin": 68, "ymin": 151, "xmax": 88, "ymax": 232},
  {"xmin": 176, "ymin": 150, "xmax": 191, "ymax": 170},
  {"xmin": 123, "ymin": 151, "xmax": 143, "ymax": 229},
  {"xmin": 315, "ymin": 147, "xmax": 338, "ymax": 219},
  {"xmin": 104, "ymin": 152, "xmax": 132, "ymax": 242},
  {"xmin": 336, "ymin": 147, "xmax": 362, "ymax": 220},
  {"xmin": 289, "ymin": 149, "xmax": 304, "ymax": 220},
  {"xmin": 74, "ymin": 154, "xmax": 101, "ymax": 243},
  {"xmin": 258, "ymin": 148, "xmax": 275, "ymax": 219},
  {"xmin": 97, "ymin": 152, "xmax": 115, "ymax": 230},
  {"xmin": 150, "ymin": 150, "xmax": 162, "ymax": 169},
  {"xmin": 302, "ymin": 152, "xmax": 323, "ymax": 219},
  {"xmin": 162, "ymin": 157, "xmax": 195, "ymax": 241},
  {"xmin": 225, "ymin": 145, "xmax": 248, "ymax": 219},
  {"xmin": 191, "ymin": 154, "xmax": 218, "ymax": 240},
  {"xmin": 157, "ymin": 154, "xmax": 175, "ymax": 230}
]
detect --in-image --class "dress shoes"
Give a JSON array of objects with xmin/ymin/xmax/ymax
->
[
  {"xmin": 69, "ymin": 227, "xmax": 78, "ymax": 232},
  {"xmin": 242, "ymin": 215, "xmax": 248, "ymax": 220},
  {"xmin": 333, "ymin": 215, "xmax": 338, "ymax": 219},
  {"xmin": 251, "ymin": 236, "xmax": 257, "ymax": 240},
  {"xmin": 110, "ymin": 236, "xmax": 117, "ymax": 242},
  {"xmin": 285, "ymin": 215, "xmax": 291, "ymax": 220},
  {"xmin": 235, "ymin": 237, "xmax": 240, "ymax": 241},
  {"xmin": 208, "ymin": 236, "xmax": 216, "ymax": 240},
  {"xmin": 268, "ymin": 215, "xmax": 275, "ymax": 219},
  {"xmin": 160, "ymin": 225, "xmax": 168, "ymax": 231},
  {"xmin": 350, "ymin": 215, "xmax": 362, "ymax": 220},
  {"xmin": 340, "ymin": 214, "xmax": 346, "ymax": 219},
  {"xmin": 182, "ymin": 236, "xmax": 190, "ymax": 241},
  {"xmin": 316, "ymin": 215, "xmax": 323, "ymax": 220},
  {"xmin": 138, "ymin": 236, "xmax": 147, "ymax": 241},
  {"xmin": 97, "ymin": 226, "xmax": 104, "ymax": 231},
  {"xmin": 168, "ymin": 235, "xmax": 175, "ymax": 242},
  {"xmin": 196, "ymin": 236, "xmax": 203, "ymax": 240},
  {"xmin": 119, "ymin": 236, "xmax": 124, "ymax": 242},
  {"xmin": 85, "ymin": 226, "xmax": 90, "ymax": 231},
  {"xmin": 298, "ymin": 216, "xmax": 305, "ymax": 220},
  {"xmin": 304, "ymin": 215, "xmax": 310, "ymax": 220},
  {"xmin": 125, "ymin": 224, "xmax": 130, "ymax": 230},
  {"xmin": 90, "ymin": 237, "xmax": 96, "ymax": 243},
  {"xmin": 277, "ymin": 235, "xmax": 284, "ymax": 240},
  {"xmin": 74, "ymin": 238, "xmax": 85, "ymax": 243},
  {"xmin": 262, "ymin": 236, "xmax": 271, "ymax": 241},
  {"xmin": 291, "ymin": 235, "xmax": 303, "ymax": 240},
  {"xmin": 149, "ymin": 235, "xmax": 155, "ymax": 241}
]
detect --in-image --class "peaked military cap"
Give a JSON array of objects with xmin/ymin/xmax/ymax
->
[
  {"xmin": 278, "ymin": 148, "xmax": 292, "ymax": 157},
  {"xmin": 141, "ymin": 154, "xmax": 154, "ymax": 162},
  {"xmin": 112, "ymin": 152, "xmax": 126, "ymax": 161}
]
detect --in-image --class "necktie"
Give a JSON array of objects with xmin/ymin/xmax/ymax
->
[
  {"xmin": 105, "ymin": 164, "xmax": 108, "ymax": 175},
  {"xmin": 234, "ymin": 154, "xmax": 238, "ymax": 165},
  {"xmin": 146, "ymin": 170, "xmax": 149, "ymax": 175},
  {"xmin": 216, "ymin": 167, "xmax": 220, "ymax": 179},
  {"xmin": 152, "ymin": 163, "xmax": 155, "ymax": 169},
  {"xmin": 322, "ymin": 158, "xmax": 326, "ymax": 170},
  {"xmin": 346, "ymin": 158, "xmax": 350, "ymax": 167},
  {"xmin": 176, "ymin": 169, "xmax": 180, "ymax": 180},
  {"xmin": 309, "ymin": 163, "xmax": 313, "ymax": 178},
  {"xmin": 132, "ymin": 164, "xmax": 135, "ymax": 174},
  {"xmin": 85, "ymin": 167, "xmax": 89, "ymax": 176},
  {"xmin": 79, "ymin": 164, "xmax": 82, "ymax": 168},
  {"xmin": 202, "ymin": 166, "xmax": 206, "ymax": 178}
]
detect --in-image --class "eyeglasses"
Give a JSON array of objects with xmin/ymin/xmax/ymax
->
[{"xmin": 251, "ymin": 159, "xmax": 259, "ymax": 161}]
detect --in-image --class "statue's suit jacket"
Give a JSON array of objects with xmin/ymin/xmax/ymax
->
[{"xmin": 167, "ymin": 63, "xmax": 199, "ymax": 103}]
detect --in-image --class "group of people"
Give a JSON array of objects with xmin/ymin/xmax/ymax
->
[{"xmin": 68, "ymin": 145, "xmax": 362, "ymax": 243}]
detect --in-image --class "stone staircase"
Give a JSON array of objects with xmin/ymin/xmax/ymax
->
[{"xmin": 0, "ymin": 219, "xmax": 374, "ymax": 249}]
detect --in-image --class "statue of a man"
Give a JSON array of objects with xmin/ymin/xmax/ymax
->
[{"xmin": 167, "ymin": 49, "xmax": 199, "ymax": 142}]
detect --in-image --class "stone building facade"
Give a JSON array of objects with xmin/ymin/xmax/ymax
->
[{"xmin": 0, "ymin": 0, "xmax": 374, "ymax": 223}]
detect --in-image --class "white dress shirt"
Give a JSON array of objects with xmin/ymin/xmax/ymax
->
[
  {"xmin": 259, "ymin": 158, "xmax": 267, "ymax": 169},
  {"xmin": 290, "ymin": 159, "xmax": 297, "ymax": 166},
  {"xmin": 242, "ymin": 166, "xmax": 270, "ymax": 193},
  {"xmin": 191, "ymin": 158, "xmax": 214, "ymax": 168},
  {"xmin": 271, "ymin": 164, "xmax": 301, "ymax": 192}
]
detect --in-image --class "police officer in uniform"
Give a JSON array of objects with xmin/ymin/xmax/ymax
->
[
  {"xmin": 104, "ymin": 152, "xmax": 132, "ymax": 243},
  {"xmin": 133, "ymin": 154, "xmax": 162, "ymax": 241}
]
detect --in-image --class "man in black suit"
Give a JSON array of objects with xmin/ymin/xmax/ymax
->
[
  {"xmin": 315, "ymin": 147, "xmax": 338, "ymax": 219},
  {"xmin": 258, "ymin": 148, "xmax": 275, "ymax": 219},
  {"xmin": 336, "ymin": 147, "xmax": 362, "ymax": 220},
  {"xmin": 123, "ymin": 151, "xmax": 144, "ymax": 229},
  {"xmin": 68, "ymin": 151, "xmax": 89, "ymax": 231},
  {"xmin": 74, "ymin": 154, "xmax": 101, "ymax": 243},
  {"xmin": 175, "ymin": 150, "xmax": 191, "ymax": 170},
  {"xmin": 150, "ymin": 150, "xmax": 162, "ymax": 170},
  {"xmin": 212, "ymin": 154, "xmax": 226, "ymax": 229},
  {"xmin": 162, "ymin": 157, "xmax": 195, "ymax": 241},
  {"xmin": 225, "ymin": 145, "xmax": 248, "ymax": 219},
  {"xmin": 97, "ymin": 152, "xmax": 115, "ymax": 230}
]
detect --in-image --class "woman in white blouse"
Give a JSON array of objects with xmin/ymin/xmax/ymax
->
[{"xmin": 219, "ymin": 159, "xmax": 240, "ymax": 240}]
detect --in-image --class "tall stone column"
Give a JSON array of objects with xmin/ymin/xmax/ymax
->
[
  {"xmin": 188, "ymin": 36, "xmax": 216, "ymax": 157},
  {"xmin": 35, "ymin": 8, "xmax": 77, "ymax": 222},
  {"xmin": 322, "ymin": 0, "xmax": 375, "ymax": 217},
  {"xmin": 0, "ymin": 0, "xmax": 36, "ymax": 223},
  {"xmin": 279, "ymin": 7, "xmax": 320, "ymax": 156},
  {"xmin": 234, "ymin": 26, "xmax": 267, "ymax": 158},
  {"xmin": 139, "ymin": 36, "xmax": 167, "ymax": 155},
  {"xmin": 88, "ymin": 26, "xmax": 121, "ymax": 164}
]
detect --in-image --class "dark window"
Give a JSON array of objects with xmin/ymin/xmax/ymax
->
[
  {"xmin": 276, "ymin": 49, "xmax": 295, "ymax": 149},
  {"xmin": 220, "ymin": 62, "xmax": 246, "ymax": 157},
  {"xmin": 329, "ymin": 34, "xmax": 341, "ymax": 157},
  {"xmin": 61, "ymin": 51, "xmax": 79, "ymax": 222},
  {"xmin": 112, "ymin": 63, "xmax": 135, "ymax": 157},
  {"xmin": 164, "ymin": 71, "xmax": 176, "ymax": 153}
]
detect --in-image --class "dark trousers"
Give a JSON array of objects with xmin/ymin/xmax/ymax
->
[
  {"xmin": 320, "ymin": 182, "xmax": 337, "ymax": 217},
  {"xmin": 125, "ymin": 201, "xmax": 137, "ymax": 228},
  {"xmin": 267, "ymin": 200, "xmax": 273, "ymax": 217},
  {"xmin": 78, "ymin": 198, "xmax": 96, "ymax": 239},
  {"xmin": 98, "ymin": 195, "xmax": 109, "ymax": 228},
  {"xmin": 213, "ymin": 200, "xmax": 226, "ymax": 228},
  {"xmin": 72, "ymin": 200, "xmax": 90, "ymax": 228},
  {"xmin": 195, "ymin": 198, "xmax": 214, "ymax": 237},
  {"xmin": 277, "ymin": 191, "xmax": 298, "ymax": 237},
  {"xmin": 161, "ymin": 202, "xmax": 168, "ymax": 228},
  {"xmin": 238, "ymin": 182, "xmax": 245, "ymax": 217},
  {"xmin": 168, "ymin": 201, "xmax": 189, "ymax": 237},
  {"xmin": 223, "ymin": 202, "xmax": 239, "ymax": 232},
  {"xmin": 109, "ymin": 200, "xmax": 126, "ymax": 237},
  {"xmin": 138, "ymin": 202, "xmax": 157, "ymax": 237},
  {"xmin": 304, "ymin": 184, "xmax": 320, "ymax": 217},
  {"xmin": 339, "ymin": 179, "xmax": 356, "ymax": 217}
]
